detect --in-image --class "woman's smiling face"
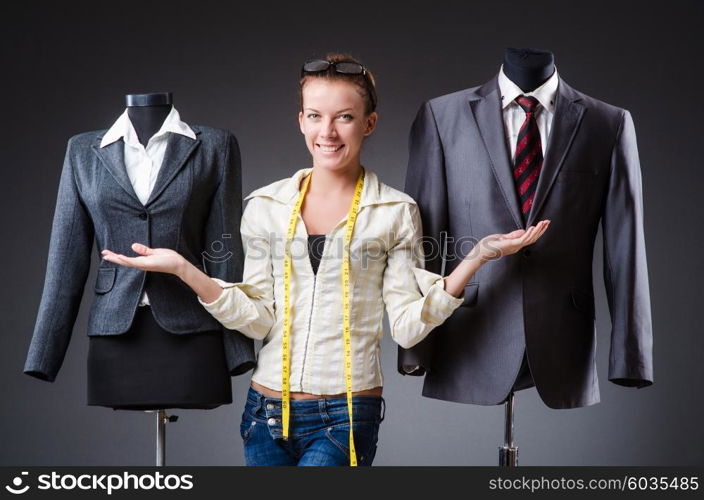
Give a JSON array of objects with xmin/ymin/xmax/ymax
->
[{"xmin": 298, "ymin": 78, "xmax": 377, "ymax": 173}]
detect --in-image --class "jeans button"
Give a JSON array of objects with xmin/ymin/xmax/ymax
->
[
  {"xmin": 267, "ymin": 418, "xmax": 276, "ymax": 426},
  {"xmin": 266, "ymin": 403, "xmax": 274, "ymax": 410}
]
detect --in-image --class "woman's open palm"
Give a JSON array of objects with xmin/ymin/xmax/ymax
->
[
  {"xmin": 475, "ymin": 220, "xmax": 550, "ymax": 262},
  {"xmin": 101, "ymin": 243, "xmax": 185, "ymax": 275}
]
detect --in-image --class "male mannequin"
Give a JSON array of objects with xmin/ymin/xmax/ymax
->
[{"xmin": 399, "ymin": 48, "xmax": 653, "ymax": 409}]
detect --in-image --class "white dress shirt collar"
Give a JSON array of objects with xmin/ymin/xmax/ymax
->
[
  {"xmin": 498, "ymin": 64, "xmax": 559, "ymax": 114},
  {"xmin": 100, "ymin": 105, "xmax": 196, "ymax": 148}
]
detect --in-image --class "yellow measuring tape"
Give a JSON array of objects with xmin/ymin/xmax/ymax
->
[{"xmin": 282, "ymin": 167, "xmax": 365, "ymax": 467}]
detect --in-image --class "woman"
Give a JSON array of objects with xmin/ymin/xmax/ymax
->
[{"xmin": 102, "ymin": 53, "xmax": 549, "ymax": 466}]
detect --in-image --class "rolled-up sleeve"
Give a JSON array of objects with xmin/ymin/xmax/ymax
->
[
  {"xmin": 382, "ymin": 202, "xmax": 464, "ymax": 349},
  {"xmin": 197, "ymin": 197, "xmax": 275, "ymax": 340}
]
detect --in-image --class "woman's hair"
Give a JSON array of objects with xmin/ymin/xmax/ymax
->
[{"xmin": 298, "ymin": 52, "xmax": 377, "ymax": 115}]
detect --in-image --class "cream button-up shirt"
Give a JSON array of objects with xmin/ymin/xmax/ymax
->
[{"xmin": 199, "ymin": 168, "xmax": 464, "ymax": 395}]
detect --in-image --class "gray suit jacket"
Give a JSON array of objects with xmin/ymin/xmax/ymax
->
[
  {"xmin": 25, "ymin": 126, "xmax": 255, "ymax": 382},
  {"xmin": 398, "ymin": 75, "xmax": 653, "ymax": 408}
]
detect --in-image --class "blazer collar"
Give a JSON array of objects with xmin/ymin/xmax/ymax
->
[
  {"xmin": 525, "ymin": 76, "xmax": 585, "ymax": 226},
  {"xmin": 92, "ymin": 125, "xmax": 203, "ymax": 207},
  {"xmin": 467, "ymin": 75, "xmax": 523, "ymax": 227}
]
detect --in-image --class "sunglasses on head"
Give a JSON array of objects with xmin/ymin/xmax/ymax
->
[{"xmin": 301, "ymin": 59, "xmax": 367, "ymax": 77}]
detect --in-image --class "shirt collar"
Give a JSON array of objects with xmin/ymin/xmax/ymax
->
[
  {"xmin": 245, "ymin": 167, "xmax": 409, "ymax": 208},
  {"xmin": 100, "ymin": 106, "xmax": 196, "ymax": 148},
  {"xmin": 498, "ymin": 64, "xmax": 559, "ymax": 114}
]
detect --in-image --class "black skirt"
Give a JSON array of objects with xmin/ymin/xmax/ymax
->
[{"xmin": 87, "ymin": 306, "xmax": 232, "ymax": 410}]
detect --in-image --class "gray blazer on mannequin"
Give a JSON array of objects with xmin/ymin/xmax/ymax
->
[
  {"xmin": 398, "ymin": 75, "xmax": 653, "ymax": 408},
  {"xmin": 25, "ymin": 126, "xmax": 255, "ymax": 382}
]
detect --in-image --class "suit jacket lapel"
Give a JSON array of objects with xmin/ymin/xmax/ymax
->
[
  {"xmin": 91, "ymin": 139, "xmax": 142, "ymax": 206},
  {"xmin": 526, "ymin": 78, "xmax": 586, "ymax": 226},
  {"xmin": 146, "ymin": 130, "xmax": 201, "ymax": 206},
  {"xmin": 469, "ymin": 76, "xmax": 523, "ymax": 229}
]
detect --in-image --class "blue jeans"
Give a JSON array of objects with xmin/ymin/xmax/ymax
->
[{"xmin": 240, "ymin": 386, "xmax": 385, "ymax": 466}]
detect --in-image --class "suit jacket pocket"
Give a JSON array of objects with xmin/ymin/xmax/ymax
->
[
  {"xmin": 570, "ymin": 287, "xmax": 595, "ymax": 319},
  {"xmin": 460, "ymin": 283, "xmax": 479, "ymax": 307},
  {"xmin": 95, "ymin": 268, "xmax": 116, "ymax": 294}
]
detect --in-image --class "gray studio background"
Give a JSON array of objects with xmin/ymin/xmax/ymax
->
[{"xmin": 1, "ymin": 0, "xmax": 701, "ymax": 466}]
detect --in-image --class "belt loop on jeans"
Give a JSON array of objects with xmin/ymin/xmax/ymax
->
[
  {"xmin": 319, "ymin": 398, "xmax": 330, "ymax": 425},
  {"xmin": 257, "ymin": 390, "xmax": 266, "ymax": 415}
]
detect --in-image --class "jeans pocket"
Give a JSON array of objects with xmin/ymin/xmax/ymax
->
[
  {"xmin": 325, "ymin": 421, "xmax": 380, "ymax": 466},
  {"xmin": 240, "ymin": 413, "xmax": 258, "ymax": 444}
]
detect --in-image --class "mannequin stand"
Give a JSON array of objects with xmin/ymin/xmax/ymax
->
[
  {"xmin": 498, "ymin": 391, "xmax": 518, "ymax": 466},
  {"xmin": 145, "ymin": 410, "xmax": 178, "ymax": 466}
]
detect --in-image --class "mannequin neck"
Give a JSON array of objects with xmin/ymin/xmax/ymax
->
[
  {"xmin": 126, "ymin": 105, "xmax": 172, "ymax": 146},
  {"xmin": 502, "ymin": 48, "xmax": 555, "ymax": 93},
  {"xmin": 125, "ymin": 92, "xmax": 173, "ymax": 146}
]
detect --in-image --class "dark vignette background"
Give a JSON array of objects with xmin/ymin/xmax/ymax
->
[{"xmin": 0, "ymin": 0, "xmax": 701, "ymax": 466}]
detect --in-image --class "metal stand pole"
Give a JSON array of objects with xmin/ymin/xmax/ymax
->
[
  {"xmin": 498, "ymin": 391, "xmax": 518, "ymax": 466},
  {"xmin": 146, "ymin": 410, "xmax": 178, "ymax": 466}
]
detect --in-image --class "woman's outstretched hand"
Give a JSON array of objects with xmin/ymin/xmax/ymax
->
[
  {"xmin": 443, "ymin": 220, "xmax": 550, "ymax": 298},
  {"xmin": 474, "ymin": 220, "xmax": 550, "ymax": 262},
  {"xmin": 102, "ymin": 243, "xmax": 225, "ymax": 304},
  {"xmin": 101, "ymin": 243, "xmax": 187, "ymax": 277}
]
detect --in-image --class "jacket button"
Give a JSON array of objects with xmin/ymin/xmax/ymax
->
[
  {"xmin": 267, "ymin": 418, "xmax": 276, "ymax": 426},
  {"xmin": 266, "ymin": 403, "xmax": 274, "ymax": 410},
  {"xmin": 138, "ymin": 213, "xmax": 148, "ymax": 220}
]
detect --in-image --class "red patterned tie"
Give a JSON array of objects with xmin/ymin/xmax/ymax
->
[{"xmin": 513, "ymin": 95, "xmax": 543, "ymax": 219}]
